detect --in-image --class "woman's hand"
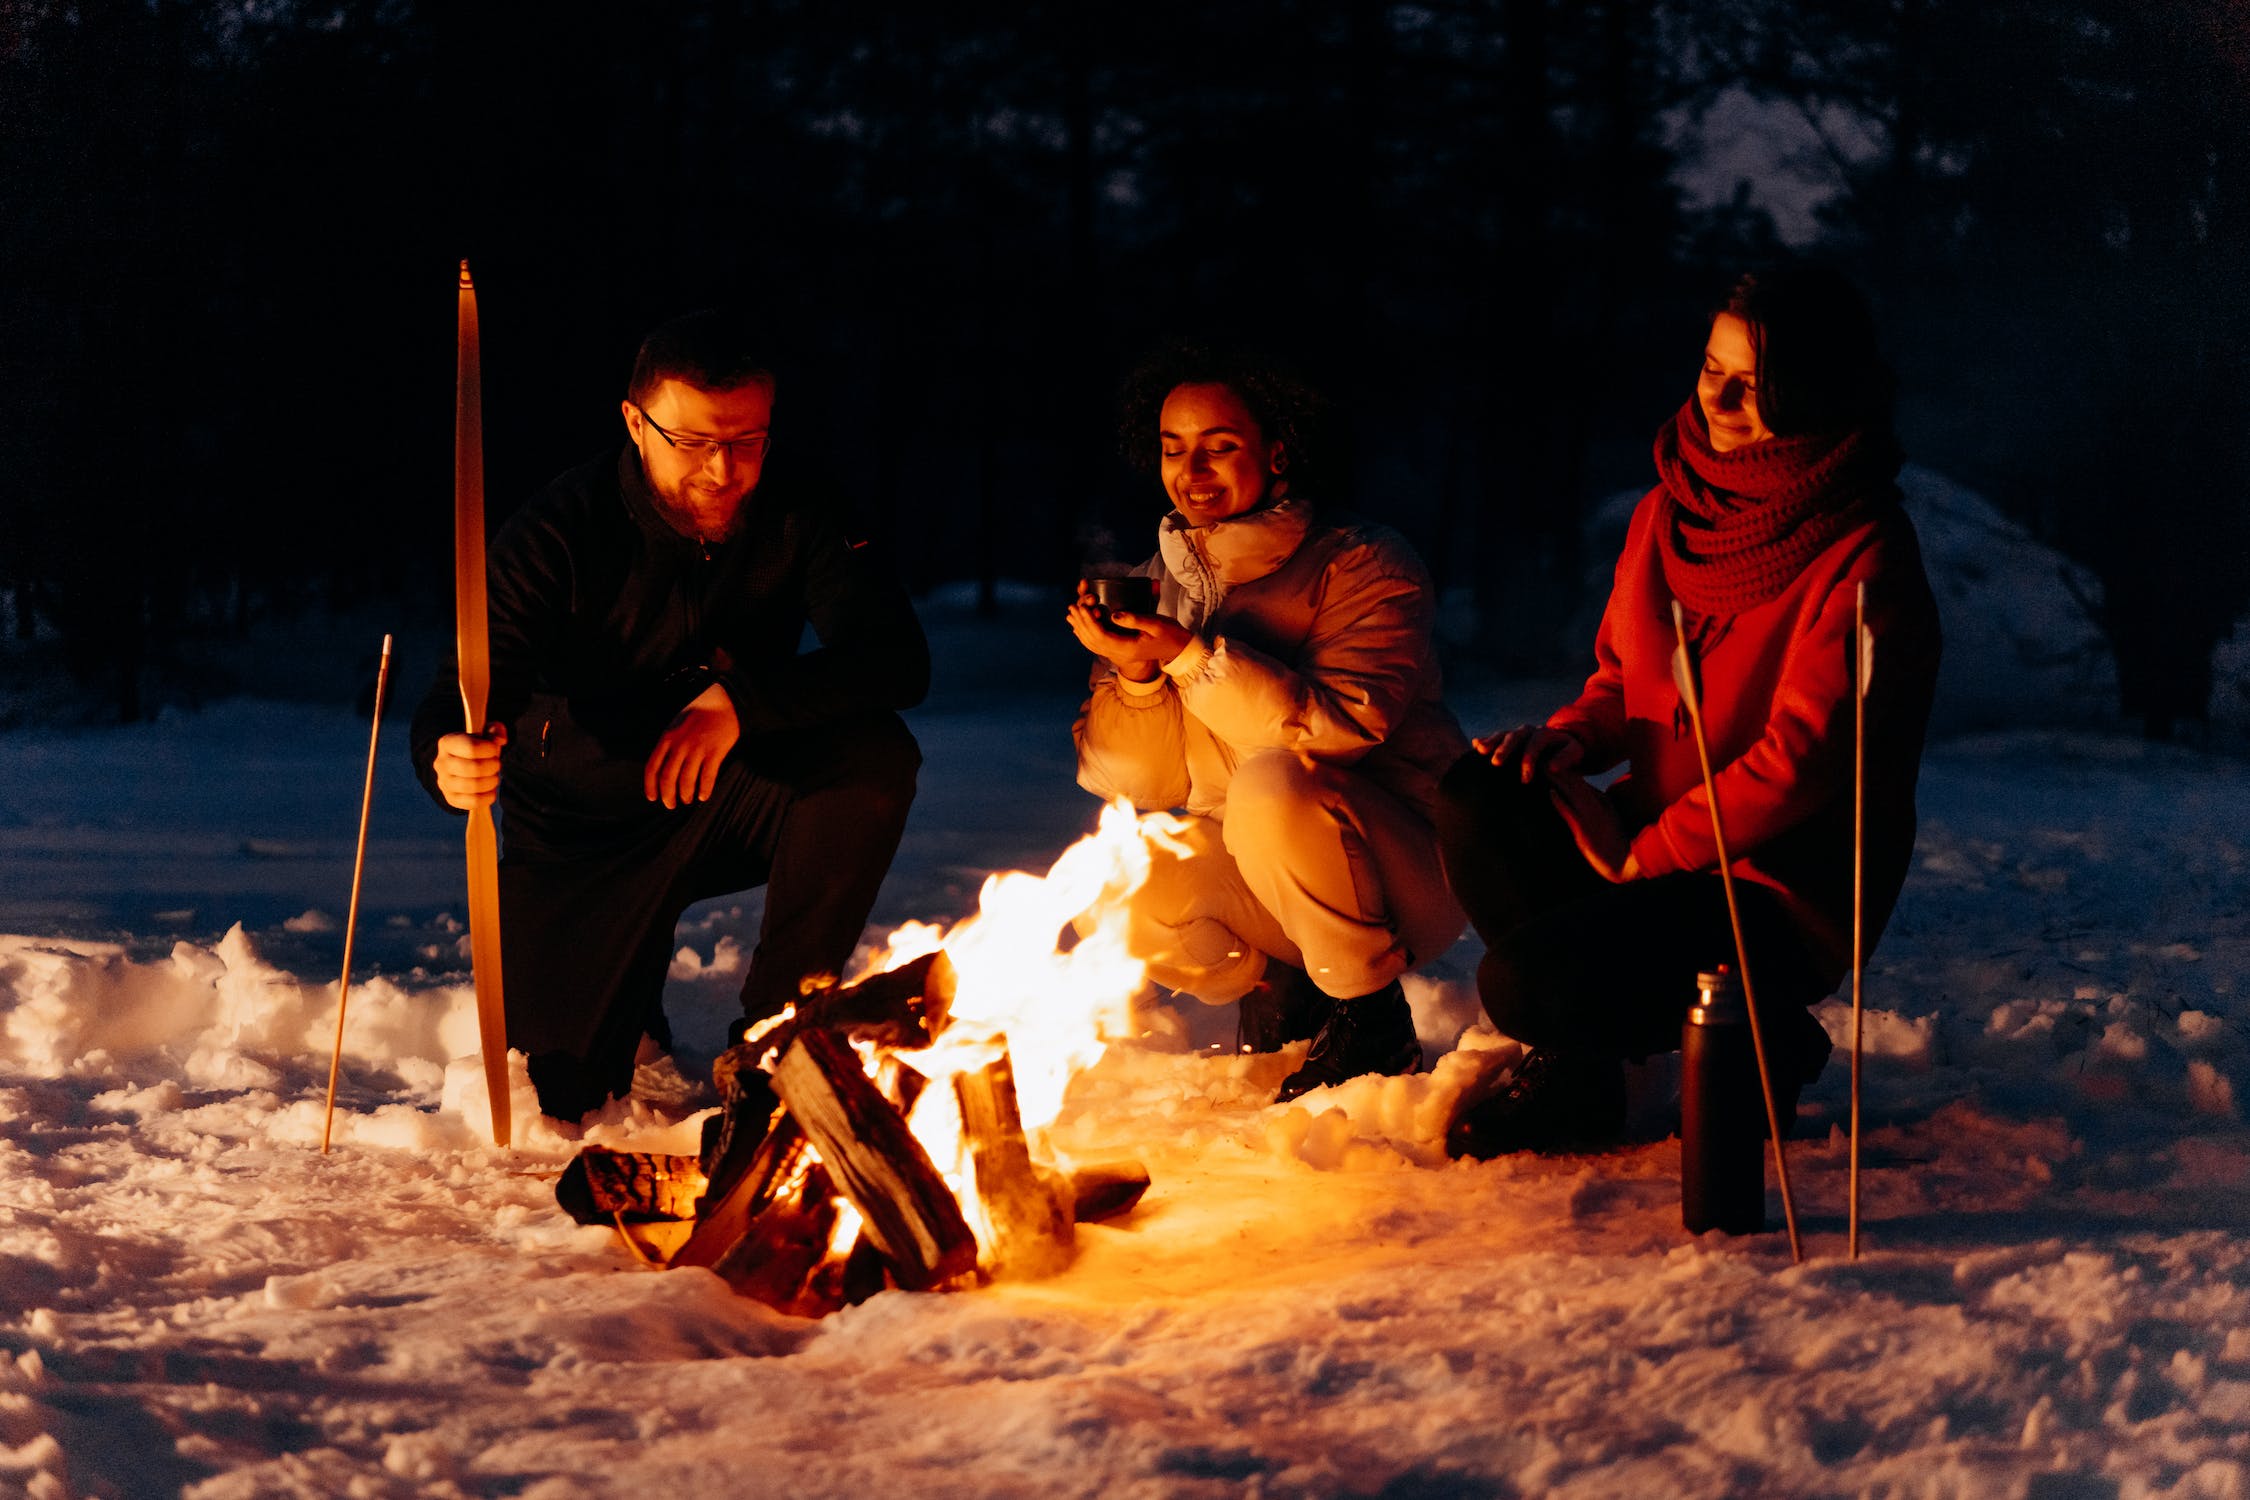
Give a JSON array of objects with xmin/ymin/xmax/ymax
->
[
  {"xmin": 1474, "ymin": 724, "xmax": 1584, "ymax": 784},
  {"xmin": 1066, "ymin": 588, "xmax": 1194, "ymax": 682},
  {"xmin": 1548, "ymin": 773, "xmax": 1640, "ymax": 884}
]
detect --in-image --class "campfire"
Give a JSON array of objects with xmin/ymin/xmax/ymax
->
[{"xmin": 557, "ymin": 800, "xmax": 1180, "ymax": 1315}]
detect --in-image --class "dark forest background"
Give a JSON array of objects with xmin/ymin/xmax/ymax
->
[{"xmin": 2, "ymin": 0, "xmax": 2245, "ymax": 735}]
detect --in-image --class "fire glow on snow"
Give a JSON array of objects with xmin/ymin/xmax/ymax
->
[{"xmin": 1, "ymin": 690, "xmax": 2248, "ymax": 1495}]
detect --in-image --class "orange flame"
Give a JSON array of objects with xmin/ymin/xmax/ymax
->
[{"xmin": 843, "ymin": 798, "xmax": 1186, "ymax": 1267}]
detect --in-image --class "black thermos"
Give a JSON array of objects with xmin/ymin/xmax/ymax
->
[{"xmin": 1681, "ymin": 965, "xmax": 1764, "ymax": 1234}]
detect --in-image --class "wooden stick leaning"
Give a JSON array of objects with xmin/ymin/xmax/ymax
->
[
  {"xmin": 1850, "ymin": 581, "xmax": 1874, "ymax": 1259},
  {"xmin": 1669, "ymin": 599, "xmax": 1805, "ymax": 1264},
  {"xmin": 321, "ymin": 633, "xmax": 394, "ymax": 1154},
  {"xmin": 456, "ymin": 259, "xmax": 511, "ymax": 1149}
]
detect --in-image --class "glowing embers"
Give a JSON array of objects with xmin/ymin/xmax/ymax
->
[{"xmin": 573, "ymin": 800, "xmax": 1171, "ymax": 1312}]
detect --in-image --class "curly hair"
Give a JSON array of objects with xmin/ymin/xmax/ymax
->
[{"xmin": 1115, "ymin": 341, "xmax": 1333, "ymax": 489}]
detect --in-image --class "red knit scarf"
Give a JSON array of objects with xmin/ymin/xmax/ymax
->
[{"xmin": 1652, "ymin": 400, "xmax": 1901, "ymax": 616}]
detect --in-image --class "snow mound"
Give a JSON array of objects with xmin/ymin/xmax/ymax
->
[
  {"xmin": 2212, "ymin": 609, "xmax": 2250, "ymax": 749},
  {"xmin": 0, "ymin": 926, "xmax": 477, "ymax": 1102},
  {"xmin": 1904, "ymin": 465, "xmax": 2116, "ymax": 731},
  {"xmin": 0, "ymin": 928, "xmax": 710, "ymax": 1165}
]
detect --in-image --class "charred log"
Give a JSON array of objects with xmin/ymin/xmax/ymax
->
[
  {"xmin": 800, "ymin": 1231, "xmax": 892, "ymax": 1315},
  {"xmin": 712, "ymin": 1157, "xmax": 840, "ymax": 1315},
  {"xmin": 556, "ymin": 1150, "xmax": 707, "ymax": 1225},
  {"xmin": 1066, "ymin": 1160, "xmax": 1152, "ymax": 1223},
  {"xmin": 763, "ymin": 950, "xmax": 957, "ymax": 1058},
  {"xmin": 953, "ymin": 1045, "xmax": 1074, "ymax": 1279},
  {"xmin": 697, "ymin": 1051, "xmax": 782, "ymax": 1214},
  {"xmin": 673, "ymin": 1113, "xmax": 810, "ymax": 1271},
  {"xmin": 770, "ymin": 1029, "xmax": 979, "ymax": 1290},
  {"xmin": 874, "ymin": 1053, "xmax": 928, "ymax": 1116}
]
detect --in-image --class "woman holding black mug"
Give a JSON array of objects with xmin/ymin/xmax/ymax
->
[
  {"xmin": 1066, "ymin": 343, "xmax": 1467, "ymax": 1102},
  {"xmin": 1437, "ymin": 265, "xmax": 1941, "ymax": 1159}
]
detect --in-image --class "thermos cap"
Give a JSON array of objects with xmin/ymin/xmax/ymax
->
[{"xmin": 1688, "ymin": 965, "xmax": 1746, "ymax": 1026}]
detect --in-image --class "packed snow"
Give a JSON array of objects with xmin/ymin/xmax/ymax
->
[{"xmin": 2, "ymin": 578, "xmax": 2247, "ymax": 1499}]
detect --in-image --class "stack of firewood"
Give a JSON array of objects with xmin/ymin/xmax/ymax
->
[{"xmin": 557, "ymin": 951, "xmax": 1148, "ymax": 1316}]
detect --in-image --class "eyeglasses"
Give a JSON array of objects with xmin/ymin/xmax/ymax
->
[{"xmin": 633, "ymin": 404, "xmax": 771, "ymax": 462}]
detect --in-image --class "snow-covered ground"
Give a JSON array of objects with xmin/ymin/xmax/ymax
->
[{"xmin": 3, "ymin": 594, "xmax": 2248, "ymax": 1500}]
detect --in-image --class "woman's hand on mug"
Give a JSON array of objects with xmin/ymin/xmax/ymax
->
[
  {"xmin": 1066, "ymin": 591, "xmax": 1193, "ymax": 680},
  {"xmin": 1474, "ymin": 724, "xmax": 1584, "ymax": 784}
]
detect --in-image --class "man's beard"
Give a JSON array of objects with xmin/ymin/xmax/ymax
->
[{"xmin": 650, "ymin": 473, "xmax": 750, "ymax": 540}]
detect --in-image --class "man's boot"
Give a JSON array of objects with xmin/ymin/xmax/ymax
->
[
  {"xmin": 1236, "ymin": 961, "xmax": 1332, "ymax": 1055},
  {"xmin": 1274, "ymin": 980, "xmax": 1421, "ymax": 1102},
  {"xmin": 527, "ymin": 1048, "xmax": 611, "ymax": 1123}
]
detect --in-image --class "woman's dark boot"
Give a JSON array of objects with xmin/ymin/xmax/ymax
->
[
  {"xmin": 1274, "ymin": 980, "xmax": 1421, "ymax": 1102},
  {"xmin": 1446, "ymin": 1049, "xmax": 1627, "ymax": 1159},
  {"xmin": 1236, "ymin": 961, "xmax": 1332, "ymax": 1055},
  {"xmin": 1762, "ymin": 1004, "xmax": 1835, "ymax": 1139}
]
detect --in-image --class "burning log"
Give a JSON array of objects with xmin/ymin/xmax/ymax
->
[
  {"xmin": 763, "ymin": 950, "xmax": 958, "ymax": 1057},
  {"xmin": 873, "ymin": 1053, "xmax": 929, "ymax": 1117},
  {"xmin": 717, "ymin": 1200, "xmax": 837, "ymax": 1312},
  {"xmin": 770, "ymin": 1029, "xmax": 979, "ymax": 1290},
  {"xmin": 790, "ymin": 1226, "xmax": 894, "ymax": 1317},
  {"xmin": 568, "ymin": 804, "xmax": 1179, "ymax": 1305},
  {"xmin": 696, "ymin": 1045, "xmax": 782, "ymax": 1214},
  {"xmin": 555, "ymin": 1150, "xmax": 707, "ymax": 1225},
  {"xmin": 710, "ymin": 1142, "xmax": 840, "ymax": 1314},
  {"xmin": 953, "ymin": 1045, "xmax": 1074, "ymax": 1279},
  {"xmin": 697, "ymin": 953, "xmax": 946, "ymax": 1208},
  {"xmin": 674, "ymin": 1112, "xmax": 808, "ymax": 1271}
]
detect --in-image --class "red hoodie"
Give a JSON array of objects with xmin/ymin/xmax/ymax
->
[{"xmin": 1546, "ymin": 487, "xmax": 1942, "ymax": 985}]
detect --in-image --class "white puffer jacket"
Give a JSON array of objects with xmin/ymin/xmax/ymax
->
[{"xmin": 1074, "ymin": 497, "xmax": 1468, "ymax": 823}]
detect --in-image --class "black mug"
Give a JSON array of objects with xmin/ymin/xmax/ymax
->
[{"xmin": 1084, "ymin": 573, "xmax": 1158, "ymax": 633}]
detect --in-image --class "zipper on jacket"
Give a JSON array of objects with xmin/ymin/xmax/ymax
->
[{"xmin": 682, "ymin": 535, "xmax": 711, "ymax": 649}]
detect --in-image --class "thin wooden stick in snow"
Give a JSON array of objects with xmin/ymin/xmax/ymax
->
[
  {"xmin": 1851, "ymin": 580, "xmax": 1874, "ymax": 1259},
  {"xmin": 1670, "ymin": 600, "xmax": 1804, "ymax": 1264},
  {"xmin": 321, "ymin": 633, "xmax": 392, "ymax": 1155}
]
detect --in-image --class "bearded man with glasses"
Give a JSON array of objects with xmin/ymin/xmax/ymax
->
[{"xmin": 410, "ymin": 308, "xmax": 928, "ymax": 1121}]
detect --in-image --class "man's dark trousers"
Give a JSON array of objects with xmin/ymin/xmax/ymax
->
[{"xmin": 497, "ymin": 711, "xmax": 920, "ymax": 1117}]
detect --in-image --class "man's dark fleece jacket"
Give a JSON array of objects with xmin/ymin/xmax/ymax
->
[{"xmin": 410, "ymin": 448, "xmax": 929, "ymax": 837}]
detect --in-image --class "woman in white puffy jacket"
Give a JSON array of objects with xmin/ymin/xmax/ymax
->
[{"xmin": 1067, "ymin": 345, "xmax": 1467, "ymax": 1102}]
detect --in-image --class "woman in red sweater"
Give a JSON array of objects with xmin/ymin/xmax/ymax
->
[{"xmin": 1437, "ymin": 265, "xmax": 1941, "ymax": 1159}]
